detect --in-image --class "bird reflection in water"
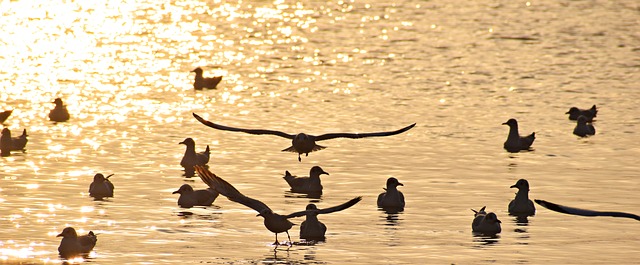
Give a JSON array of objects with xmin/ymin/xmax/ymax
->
[
  {"xmin": 283, "ymin": 190, "xmax": 322, "ymax": 201},
  {"xmin": 380, "ymin": 208, "xmax": 403, "ymax": 227},
  {"xmin": 472, "ymin": 234, "xmax": 500, "ymax": 247}
]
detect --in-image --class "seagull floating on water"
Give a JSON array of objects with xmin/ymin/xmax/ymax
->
[
  {"xmin": 0, "ymin": 110, "xmax": 12, "ymax": 124},
  {"xmin": 0, "ymin": 128, "xmax": 13, "ymax": 156},
  {"xmin": 566, "ymin": 104, "xmax": 597, "ymax": 121},
  {"xmin": 471, "ymin": 206, "xmax": 502, "ymax": 235},
  {"xmin": 57, "ymin": 227, "xmax": 97, "ymax": 259},
  {"xmin": 49, "ymin": 98, "xmax": 70, "ymax": 122},
  {"xmin": 573, "ymin": 115, "xmax": 596, "ymax": 137},
  {"xmin": 377, "ymin": 177, "xmax": 405, "ymax": 210},
  {"xmin": 535, "ymin": 199, "xmax": 640, "ymax": 221},
  {"xmin": 11, "ymin": 129, "xmax": 28, "ymax": 151},
  {"xmin": 172, "ymin": 184, "xmax": 219, "ymax": 208},
  {"xmin": 296, "ymin": 198, "xmax": 362, "ymax": 241},
  {"xmin": 192, "ymin": 67, "xmax": 222, "ymax": 90},
  {"xmin": 508, "ymin": 179, "xmax": 535, "ymax": 216},
  {"xmin": 192, "ymin": 113, "xmax": 416, "ymax": 161},
  {"xmin": 89, "ymin": 173, "xmax": 114, "ymax": 199},
  {"xmin": 283, "ymin": 166, "xmax": 328, "ymax": 194},
  {"xmin": 179, "ymin": 138, "xmax": 210, "ymax": 170},
  {"xmin": 502, "ymin": 118, "xmax": 535, "ymax": 152}
]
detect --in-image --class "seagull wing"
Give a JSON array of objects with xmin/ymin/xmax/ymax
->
[
  {"xmin": 193, "ymin": 113, "xmax": 295, "ymax": 139},
  {"xmin": 314, "ymin": 123, "xmax": 416, "ymax": 141},
  {"xmin": 535, "ymin": 199, "xmax": 640, "ymax": 221},
  {"xmin": 195, "ymin": 165, "xmax": 271, "ymax": 213},
  {"xmin": 285, "ymin": 197, "xmax": 362, "ymax": 218}
]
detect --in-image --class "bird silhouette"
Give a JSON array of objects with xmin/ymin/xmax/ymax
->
[
  {"xmin": 10, "ymin": 129, "xmax": 28, "ymax": 151},
  {"xmin": 172, "ymin": 184, "xmax": 219, "ymax": 208},
  {"xmin": 508, "ymin": 179, "xmax": 535, "ymax": 216},
  {"xmin": 535, "ymin": 199, "xmax": 639, "ymax": 221},
  {"xmin": 471, "ymin": 206, "xmax": 502, "ymax": 235},
  {"xmin": 192, "ymin": 113, "xmax": 416, "ymax": 161},
  {"xmin": 573, "ymin": 115, "xmax": 596, "ymax": 137},
  {"xmin": 179, "ymin": 138, "xmax": 210, "ymax": 170},
  {"xmin": 377, "ymin": 177, "xmax": 405, "ymax": 210},
  {"xmin": 289, "ymin": 198, "xmax": 362, "ymax": 241},
  {"xmin": 89, "ymin": 173, "xmax": 114, "ymax": 199},
  {"xmin": 49, "ymin": 98, "xmax": 70, "ymax": 122},
  {"xmin": 283, "ymin": 166, "xmax": 328, "ymax": 194},
  {"xmin": 0, "ymin": 110, "xmax": 12, "ymax": 124},
  {"xmin": 191, "ymin": 67, "xmax": 222, "ymax": 90},
  {"xmin": 502, "ymin": 118, "xmax": 535, "ymax": 152},
  {"xmin": 566, "ymin": 104, "xmax": 597, "ymax": 121},
  {"xmin": 57, "ymin": 227, "xmax": 97, "ymax": 259}
]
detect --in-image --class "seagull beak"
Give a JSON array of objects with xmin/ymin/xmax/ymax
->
[
  {"xmin": 397, "ymin": 182, "xmax": 404, "ymax": 186},
  {"xmin": 565, "ymin": 111, "xmax": 571, "ymax": 114},
  {"xmin": 56, "ymin": 233, "xmax": 63, "ymax": 237},
  {"xmin": 497, "ymin": 219, "xmax": 502, "ymax": 223},
  {"xmin": 322, "ymin": 170, "xmax": 329, "ymax": 176},
  {"xmin": 172, "ymin": 190, "xmax": 180, "ymax": 194},
  {"xmin": 501, "ymin": 122, "xmax": 508, "ymax": 125},
  {"xmin": 179, "ymin": 141, "xmax": 185, "ymax": 145},
  {"xmin": 256, "ymin": 213, "xmax": 263, "ymax": 217},
  {"xmin": 510, "ymin": 185, "xmax": 517, "ymax": 188}
]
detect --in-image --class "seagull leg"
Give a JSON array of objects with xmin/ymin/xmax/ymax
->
[
  {"xmin": 274, "ymin": 233, "xmax": 279, "ymax": 245},
  {"xmin": 286, "ymin": 231, "xmax": 292, "ymax": 246},
  {"xmin": 298, "ymin": 154, "xmax": 301, "ymax": 162}
]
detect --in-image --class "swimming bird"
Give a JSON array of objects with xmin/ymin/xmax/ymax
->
[
  {"xmin": 179, "ymin": 138, "xmax": 210, "ymax": 170},
  {"xmin": 471, "ymin": 206, "xmax": 502, "ymax": 234},
  {"xmin": 11, "ymin": 129, "xmax": 28, "ymax": 151},
  {"xmin": 49, "ymin": 98, "xmax": 70, "ymax": 122},
  {"xmin": 283, "ymin": 166, "xmax": 328, "ymax": 194},
  {"xmin": 502, "ymin": 118, "xmax": 535, "ymax": 152},
  {"xmin": 566, "ymin": 105, "xmax": 597, "ymax": 121},
  {"xmin": 0, "ymin": 110, "xmax": 12, "ymax": 124},
  {"xmin": 0, "ymin": 128, "xmax": 12, "ymax": 157},
  {"xmin": 508, "ymin": 179, "xmax": 535, "ymax": 216},
  {"xmin": 196, "ymin": 165, "xmax": 352, "ymax": 245},
  {"xmin": 172, "ymin": 184, "xmax": 219, "ymax": 208},
  {"xmin": 377, "ymin": 177, "xmax": 405, "ymax": 210},
  {"xmin": 57, "ymin": 227, "xmax": 97, "ymax": 259},
  {"xmin": 192, "ymin": 67, "xmax": 222, "ymax": 90},
  {"xmin": 289, "ymin": 197, "xmax": 362, "ymax": 241},
  {"xmin": 573, "ymin": 115, "xmax": 596, "ymax": 137},
  {"xmin": 192, "ymin": 113, "xmax": 416, "ymax": 162},
  {"xmin": 89, "ymin": 173, "xmax": 114, "ymax": 199},
  {"xmin": 535, "ymin": 199, "xmax": 640, "ymax": 221}
]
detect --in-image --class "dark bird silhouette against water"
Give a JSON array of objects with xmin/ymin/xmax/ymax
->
[
  {"xmin": 0, "ymin": 110, "xmax": 12, "ymax": 124},
  {"xmin": 502, "ymin": 118, "xmax": 535, "ymax": 152},
  {"xmin": 573, "ymin": 115, "xmax": 596, "ymax": 137},
  {"xmin": 89, "ymin": 173, "xmax": 114, "ymax": 199},
  {"xmin": 377, "ymin": 177, "xmax": 405, "ymax": 211},
  {"xmin": 566, "ymin": 104, "xmax": 597, "ymax": 121},
  {"xmin": 10, "ymin": 129, "xmax": 28, "ymax": 151},
  {"xmin": 179, "ymin": 138, "xmax": 210, "ymax": 170},
  {"xmin": 508, "ymin": 179, "xmax": 535, "ymax": 216},
  {"xmin": 288, "ymin": 197, "xmax": 362, "ymax": 241},
  {"xmin": 192, "ymin": 67, "xmax": 222, "ymax": 90},
  {"xmin": 192, "ymin": 113, "xmax": 416, "ymax": 161},
  {"xmin": 0, "ymin": 128, "xmax": 13, "ymax": 157},
  {"xmin": 57, "ymin": 227, "xmax": 97, "ymax": 259},
  {"xmin": 195, "ymin": 165, "xmax": 359, "ymax": 245},
  {"xmin": 49, "ymin": 98, "xmax": 70, "ymax": 122},
  {"xmin": 535, "ymin": 199, "xmax": 640, "ymax": 221},
  {"xmin": 283, "ymin": 166, "xmax": 328, "ymax": 194},
  {"xmin": 172, "ymin": 184, "xmax": 219, "ymax": 208},
  {"xmin": 471, "ymin": 206, "xmax": 502, "ymax": 235}
]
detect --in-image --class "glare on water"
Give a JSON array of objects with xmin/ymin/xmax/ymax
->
[{"xmin": 0, "ymin": 0, "xmax": 638, "ymax": 264}]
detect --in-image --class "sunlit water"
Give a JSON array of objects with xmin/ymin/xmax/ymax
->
[{"xmin": 1, "ymin": 0, "xmax": 639, "ymax": 264}]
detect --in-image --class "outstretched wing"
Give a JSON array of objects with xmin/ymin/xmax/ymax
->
[
  {"xmin": 195, "ymin": 165, "xmax": 271, "ymax": 214},
  {"xmin": 535, "ymin": 199, "xmax": 640, "ymax": 221},
  {"xmin": 314, "ymin": 123, "xmax": 416, "ymax": 141},
  {"xmin": 193, "ymin": 113, "xmax": 295, "ymax": 139},
  {"xmin": 285, "ymin": 197, "xmax": 362, "ymax": 218}
]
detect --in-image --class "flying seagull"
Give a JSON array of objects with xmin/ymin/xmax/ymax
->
[
  {"xmin": 535, "ymin": 199, "xmax": 639, "ymax": 221},
  {"xmin": 194, "ymin": 165, "xmax": 361, "ymax": 245},
  {"xmin": 192, "ymin": 113, "xmax": 416, "ymax": 161}
]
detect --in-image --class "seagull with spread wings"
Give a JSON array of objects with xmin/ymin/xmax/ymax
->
[
  {"xmin": 195, "ymin": 165, "xmax": 362, "ymax": 245},
  {"xmin": 192, "ymin": 113, "xmax": 416, "ymax": 161}
]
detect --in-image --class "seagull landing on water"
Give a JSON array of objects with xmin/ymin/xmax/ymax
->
[
  {"xmin": 192, "ymin": 113, "xmax": 416, "ymax": 162},
  {"xmin": 535, "ymin": 199, "xmax": 639, "ymax": 221},
  {"xmin": 194, "ymin": 165, "xmax": 361, "ymax": 245}
]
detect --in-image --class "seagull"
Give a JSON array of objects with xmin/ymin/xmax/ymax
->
[
  {"xmin": 195, "ymin": 165, "xmax": 358, "ymax": 245},
  {"xmin": 0, "ymin": 110, "xmax": 12, "ymax": 124},
  {"xmin": 179, "ymin": 138, "xmax": 210, "ymax": 170},
  {"xmin": 49, "ymin": 98, "xmax": 70, "ymax": 122},
  {"xmin": 566, "ymin": 105, "xmax": 597, "ymax": 121},
  {"xmin": 192, "ymin": 113, "xmax": 416, "ymax": 161},
  {"xmin": 0, "ymin": 128, "xmax": 12, "ymax": 157},
  {"xmin": 377, "ymin": 177, "xmax": 405, "ymax": 210},
  {"xmin": 10, "ymin": 129, "xmax": 28, "ymax": 151},
  {"xmin": 293, "ymin": 198, "xmax": 362, "ymax": 241},
  {"xmin": 502, "ymin": 118, "xmax": 535, "ymax": 152},
  {"xmin": 172, "ymin": 184, "xmax": 219, "ymax": 208},
  {"xmin": 535, "ymin": 199, "xmax": 640, "ymax": 221},
  {"xmin": 283, "ymin": 166, "xmax": 329, "ymax": 194},
  {"xmin": 471, "ymin": 206, "xmax": 502, "ymax": 235},
  {"xmin": 89, "ymin": 173, "xmax": 114, "ymax": 199},
  {"xmin": 508, "ymin": 179, "xmax": 535, "ymax": 216},
  {"xmin": 573, "ymin": 115, "xmax": 596, "ymax": 137},
  {"xmin": 57, "ymin": 227, "xmax": 97, "ymax": 259},
  {"xmin": 191, "ymin": 67, "xmax": 222, "ymax": 90}
]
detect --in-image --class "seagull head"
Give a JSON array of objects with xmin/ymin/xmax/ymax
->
[
  {"xmin": 510, "ymin": 179, "xmax": 530, "ymax": 191},
  {"xmin": 386, "ymin": 177, "xmax": 403, "ymax": 188},
  {"xmin": 191, "ymin": 67, "xmax": 203, "ymax": 74},
  {"xmin": 93, "ymin": 173, "xmax": 106, "ymax": 183},
  {"xmin": 502, "ymin": 118, "xmax": 518, "ymax": 127},
  {"xmin": 485, "ymin": 212, "xmax": 501, "ymax": 224},
  {"xmin": 173, "ymin": 184, "xmax": 193, "ymax": 194},
  {"xmin": 57, "ymin": 227, "xmax": 78, "ymax": 238},
  {"xmin": 310, "ymin": 166, "xmax": 329, "ymax": 177}
]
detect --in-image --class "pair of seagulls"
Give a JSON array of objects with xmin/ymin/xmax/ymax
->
[
  {"xmin": 0, "ymin": 128, "xmax": 28, "ymax": 157},
  {"xmin": 471, "ymin": 179, "xmax": 535, "ymax": 235}
]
